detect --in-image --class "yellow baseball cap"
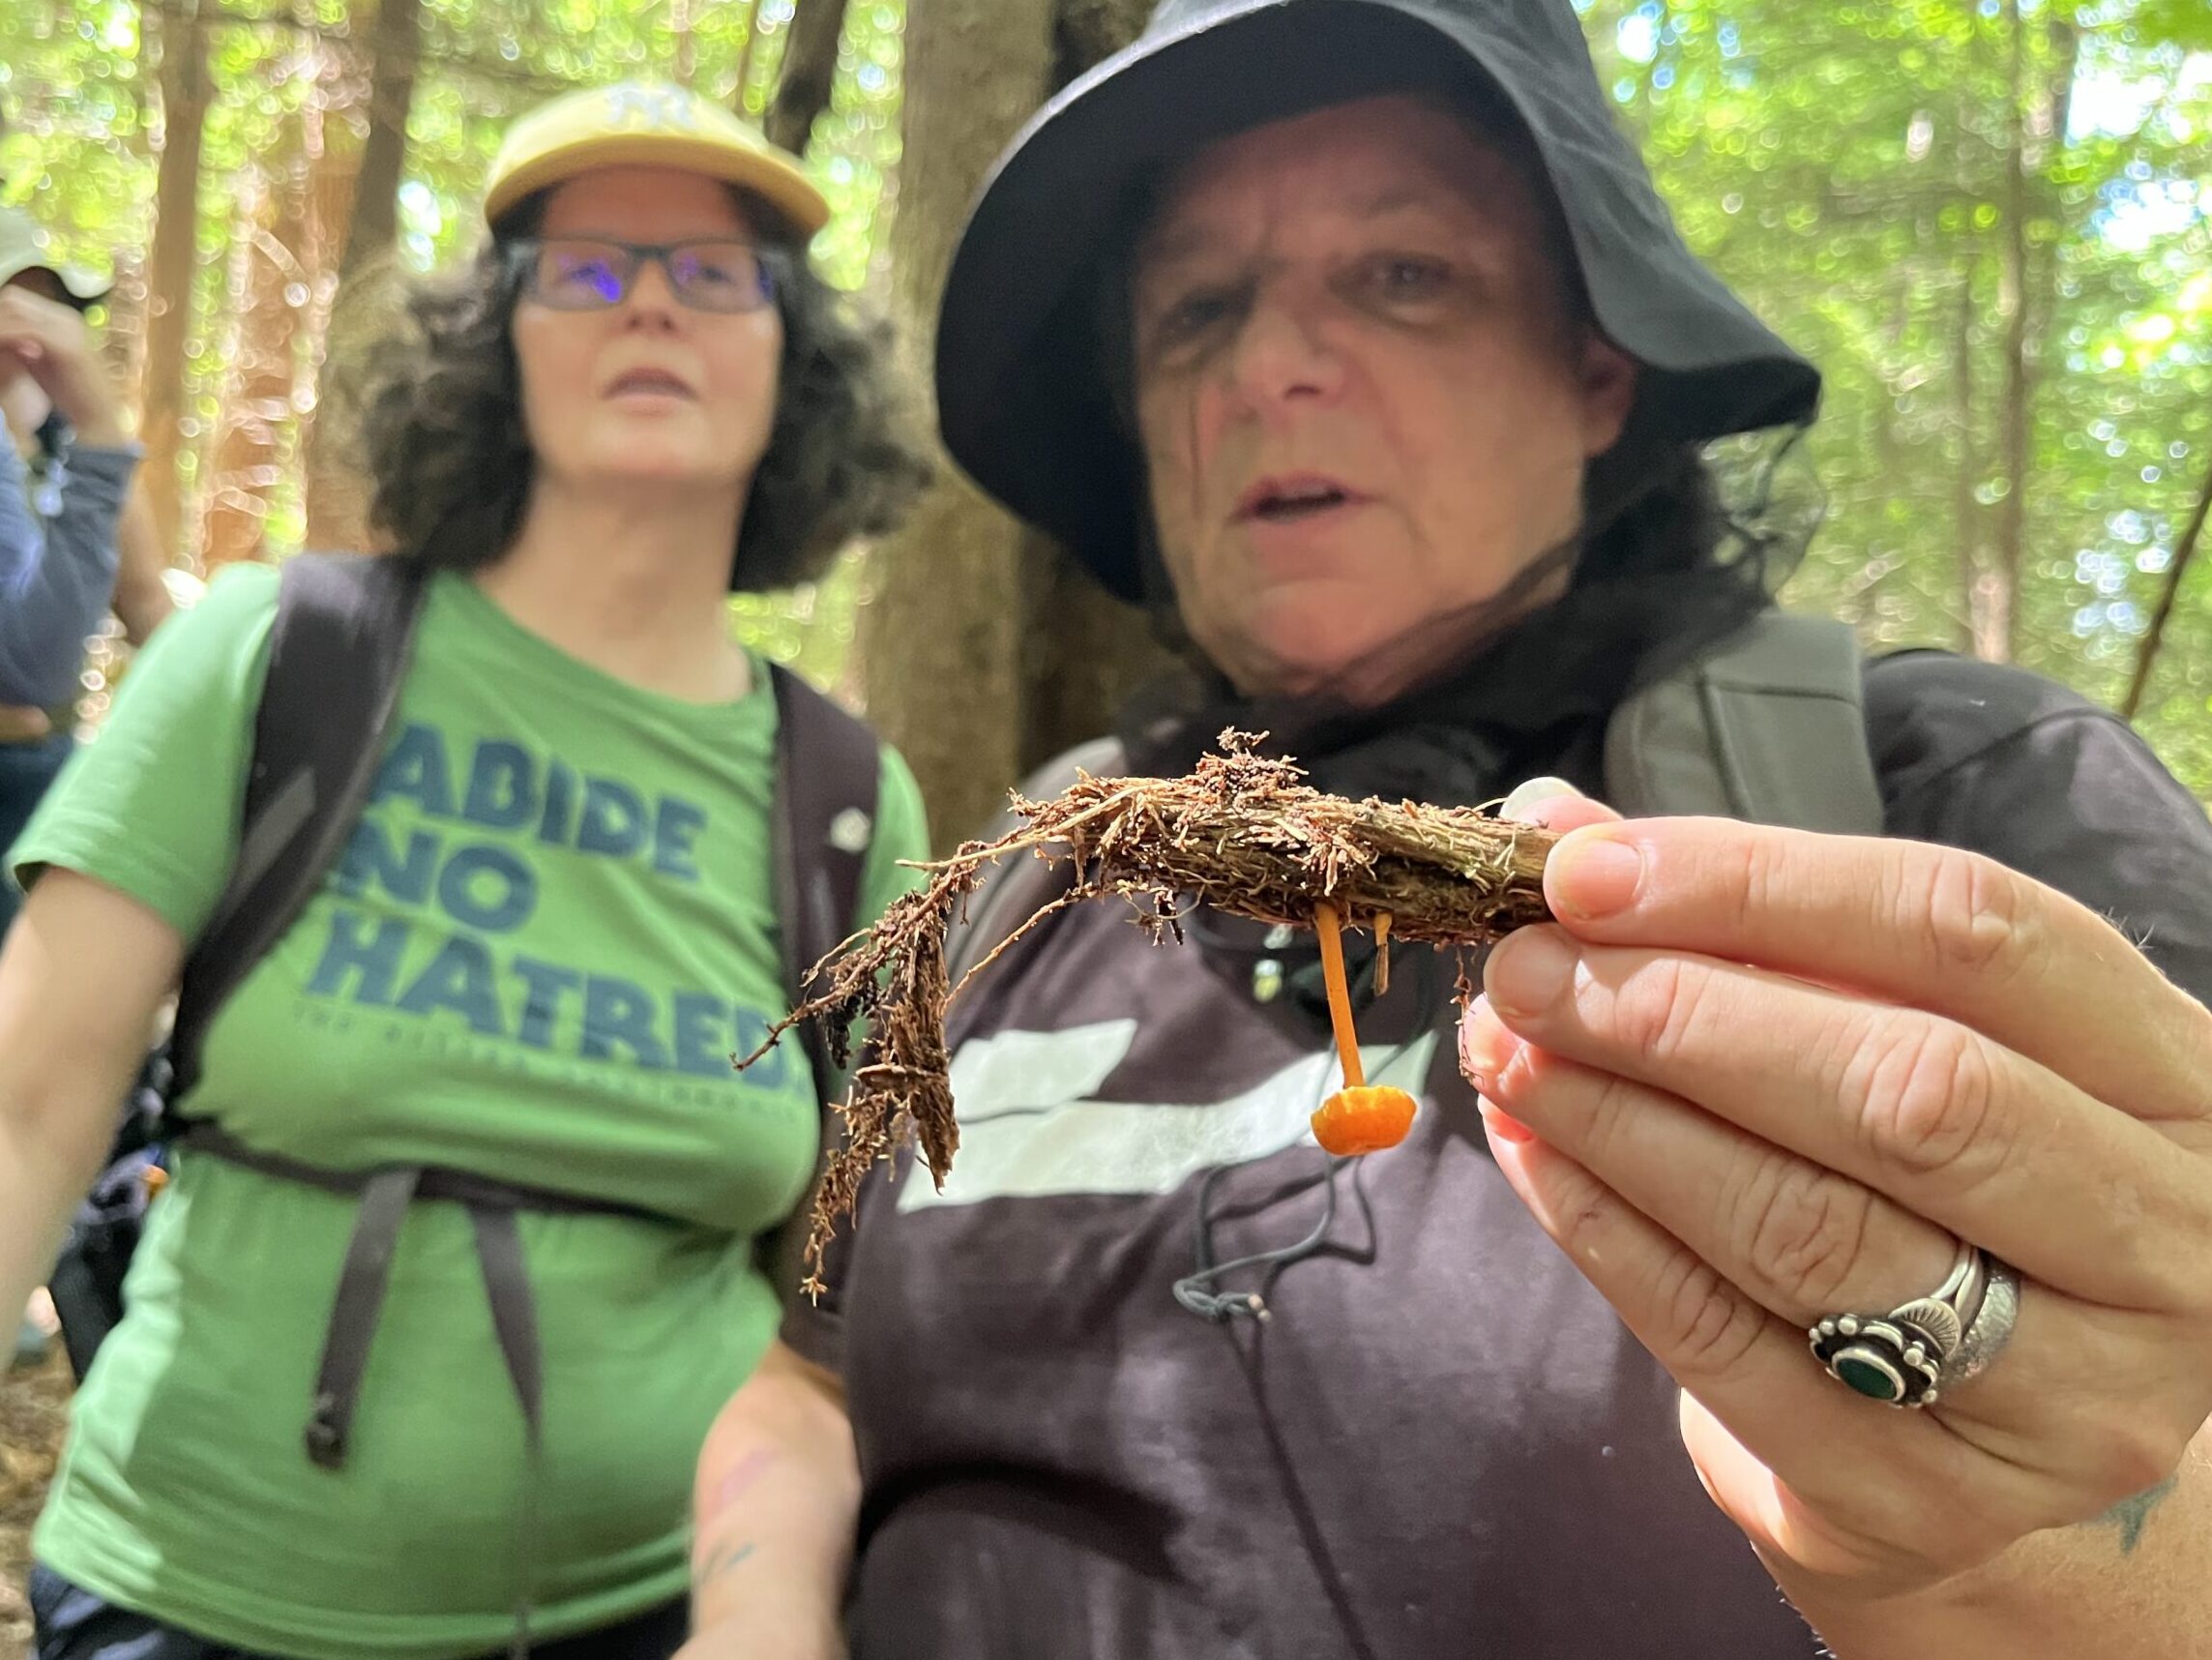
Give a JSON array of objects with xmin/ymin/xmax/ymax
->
[{"xmin": 483, "ymin": 80, "xmax": 829, "ymax": 241}]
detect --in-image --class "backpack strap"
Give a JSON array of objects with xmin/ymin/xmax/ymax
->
[
  {"xmin": 767, "ymin": 663, "xmax": 882, "ymax": 1110},
  {"xmin": 757, "ymin": 666, "xmax": 882, "ymax": 1307},
  {"xmin": 1602, "ymin": 609, "xmax": 1884, "ymax": 834},
  {"xmin": 169, "ymin": 553, "xmax": 428, "ymax": 1097}
]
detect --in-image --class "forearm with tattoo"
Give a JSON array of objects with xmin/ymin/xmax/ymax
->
[
  {"xmin": 683, "ymin": 1346, "xmax": 859, "ymax": 1657},
  {"xmin": 691, "ymin": 1446, "xmax": 776, "ymax": 1591}
]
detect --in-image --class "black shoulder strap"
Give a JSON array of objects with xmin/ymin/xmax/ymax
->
[
  {"xmin": 169, "ymin": 553, "xmax": 428, "ymax": 1097},
  {"xmin": 767, "ymin": 663, "xmax": 881, "ymax": 1110},
  {"xmin": 1603, "ymin": 610, "xmax": 1884, "ymax": 834}
]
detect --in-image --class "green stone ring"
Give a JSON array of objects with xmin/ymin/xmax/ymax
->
[{"xmin": 1808, "ymin": 1240, "xmax": 1993, "ymax": 1409}]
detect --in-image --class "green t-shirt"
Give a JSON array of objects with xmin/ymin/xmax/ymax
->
[{"xmin": 14, "ymin": 563, "xmax": 928, "ymax": 1660}]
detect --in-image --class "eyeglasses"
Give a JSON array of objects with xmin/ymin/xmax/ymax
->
[{"xmin": 515, "ymin": 238, "xmax": 779, "ymax": 313}]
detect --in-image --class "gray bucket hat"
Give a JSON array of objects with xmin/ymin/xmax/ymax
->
[
  {"xmin": 934, "ymin": 0, "xmax": 1821, "ymax": 601},
  {"xmin": 0, "ymin": 207, "xmax": 109, "ymax": 310}
]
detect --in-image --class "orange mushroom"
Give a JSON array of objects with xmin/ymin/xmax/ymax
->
[{"xmin": 1309, "ymin": 900, "xmax": 1418, "ymax": 1157}]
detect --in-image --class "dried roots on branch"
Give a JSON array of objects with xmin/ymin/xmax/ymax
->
[{"xmin": 754, "ymin": 731, "xmax": 1560, "ymax": 1293}]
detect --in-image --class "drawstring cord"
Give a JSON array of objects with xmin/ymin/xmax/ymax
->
[
  {"xmin": 1172, "ymin": 953, "xmax": 1438, "ymax": 1322},
  {"xmin": 1173, "ymin": 1154, "xmax": 1347, "ymax": 1321}
]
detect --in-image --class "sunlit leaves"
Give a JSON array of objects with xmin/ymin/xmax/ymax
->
[
  {"xmin": 6, "ymin": 0, "xmax": 906, "ymax": 673},
  {"xmin": 1585, "ymin": 0, "xmax": 2211, "ymax": 791},
  {"xmin": 5, "ymin": 0, "xmax": 2207, "ymax": 773}
]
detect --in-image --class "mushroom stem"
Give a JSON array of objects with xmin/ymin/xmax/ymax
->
[
  {"xmin": 1312, "ymin": 900, "xmax": 1365, "ymax": 1090},
  {"xmin": 1373, "ymin": 910, "xmax": 1392, "ymax": 997}
]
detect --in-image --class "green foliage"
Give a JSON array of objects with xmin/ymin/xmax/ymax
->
[
  {"xmin": 3, "ymin": 0, "xmax": 2208, "ymax": 792},
  {"xmin": 2, "ymin": 0, "xmax": 902, "ymax": 679},
  {"xmin": 1580, "ymin": 0, "xmax": 2212, "ymax": 792},
  {"xmin": 391, "ymin": 0, "xmax": 903, "ymax": 288},
  {"xmin": 0, "ymin": 2, "xmax": 151, "ymax": 260}
]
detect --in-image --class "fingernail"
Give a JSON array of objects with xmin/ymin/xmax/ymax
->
[
  {"xmin": 1479, "ymin": 1099, "xmax": 1538, "ymax": 1144},
  {"xmin": 1486, "ymin": 927, "xmax": 1579, "ymax": 1017},
  {"xmin": 1501, "ymin": 776, "xmax": 1583, "ymax": 822},
  {"xmin": 1549, "ymin": 832, "xmax": 1644, "ymax": 922},
  {"xmin": 1458, "ymin": 996, "xmax": 1518, "ymax": 1084}
]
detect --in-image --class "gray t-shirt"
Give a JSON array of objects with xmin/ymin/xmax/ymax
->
[{"xmin": 787, "ymin": 652, "xmax": 2212, "ymax": 1660}]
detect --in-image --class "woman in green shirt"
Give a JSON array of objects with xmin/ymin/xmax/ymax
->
[{"xmin": 0, "ymin": 81, "xmax": 927, "ymax": 1660}]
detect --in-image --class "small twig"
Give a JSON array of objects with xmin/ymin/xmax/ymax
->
[
  {"xmin": 747, "ymin": 730, "xmax": 1559, "ymax": 1289},
  {"xmin": 2121, "ymin": 441, "xmax": 2212, "ymax": 721},
  {"xmin": 950, "ymin": 880, "xmax": 1093, "ymax": 999},
  {"xmin": 934, "ymin": 786, "xmax": 1144, "ymax": 871}
]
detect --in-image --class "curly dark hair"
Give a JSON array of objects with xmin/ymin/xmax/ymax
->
[{"xmin": 343, "ymin": 193, "xmax": 929, "ymax": 591}]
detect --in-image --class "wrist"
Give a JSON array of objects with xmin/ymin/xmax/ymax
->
[{"xmin": 52, "ymin": 370, "xmax": 127, "ymax": 448}]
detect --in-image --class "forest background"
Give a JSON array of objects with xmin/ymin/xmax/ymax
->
[
  {"xmin": 3, "ymin": 0, "xmax": 2210, "ymax": 849},
  {"xmin": 1, "ymin": 1, "xmax": 2210, "ymax": 1647}
]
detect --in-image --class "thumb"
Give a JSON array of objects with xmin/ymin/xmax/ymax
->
[{"xmin": 1499, "ymin": 775, "xmax": 1622, "ymax": 832}]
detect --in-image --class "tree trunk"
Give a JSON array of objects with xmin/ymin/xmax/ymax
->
[
  {"xmin": 300, "ymin": 38, "xmax": 374, "ymax": 553},
  {"xmin": 855, "ymin": 0, "xmax": 1167, "ymax": 847},
  {"xmin": 1015, "ymin": 0, "xmax": 1170, "ymax": 770},
  {"xmin": 764, "ymin": 0, "xmax": 853, "ymax": 154},
  {"xmin": 2119, "ymin": 444, "xmax": 2212, "ymax": 722},
  {"xmin": 303, "ymin": 0, "xmax": 422, "ymax": 551},
  {"xmin": 1980, "ymin": 0, "xmax": 2034, "ymax": 666},
  {"xmin": 2045, "ymin": 17, "xmax": 2079, "ymax": 156},
  {"xmin": 734, "ymin": 0, "xmax": 774, "ymax": 115},
  {"xmin": 854, "ymin": 0, "xmax": 1057, "ymax": 847},
  {"xmin": 139, "ymin": 0, "xmax": 211, "ymax": 569},
  {"xmin": 1951, "ymin": 243, "xmax": 1984, "ymax": 656},
  {"xmin": 339, "ymin": 0, "xmax": 424, "ymax": 282},
  {"xmin": 1945, "ymin": 49, "xmax": 1998, "ymax": 659},
  {"xmin": 1051, "ymin": 0, "xmax": 1151, "ymax": 78},
  {"xmin": 672, "ymin": 0, "xmax": 697, "ymax": 88},
  {"xmin": 101, "ymin": 50, "xmax": 164, "ymax": 398},
  {"xmin": 200, "ymin": 143, "xmax": 310, "ymax": 570}
]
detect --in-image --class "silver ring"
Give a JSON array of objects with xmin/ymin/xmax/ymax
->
[
  {"xmin": 1947, "ymin": 1255, "xmax": 2020, "ymax": 1390},
  {"xmin": 1808, "ymin": 1239, "xmax": 1991, "ymax": 1408}
]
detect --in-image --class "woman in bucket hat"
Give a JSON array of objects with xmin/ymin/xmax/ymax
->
[
  {"xmin": 1, "ymin": 81, "xmax": 929, "ymax": 1660},
  {"xmin": 690, "ymin": 3, "xmax": 2212, "ymax": 1656}
]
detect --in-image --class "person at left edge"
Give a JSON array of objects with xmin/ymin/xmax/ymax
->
[
  {"xmin": 0, "ymin": 79, "xmax": 929, "ymax": 1660},
  {"xmin": 0, "ymin": 202, "xmax": 179, "ymax": 902},
  {"xmin": 0, "ymin": 206, "xmax": 161, "ymax": 1377}
]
